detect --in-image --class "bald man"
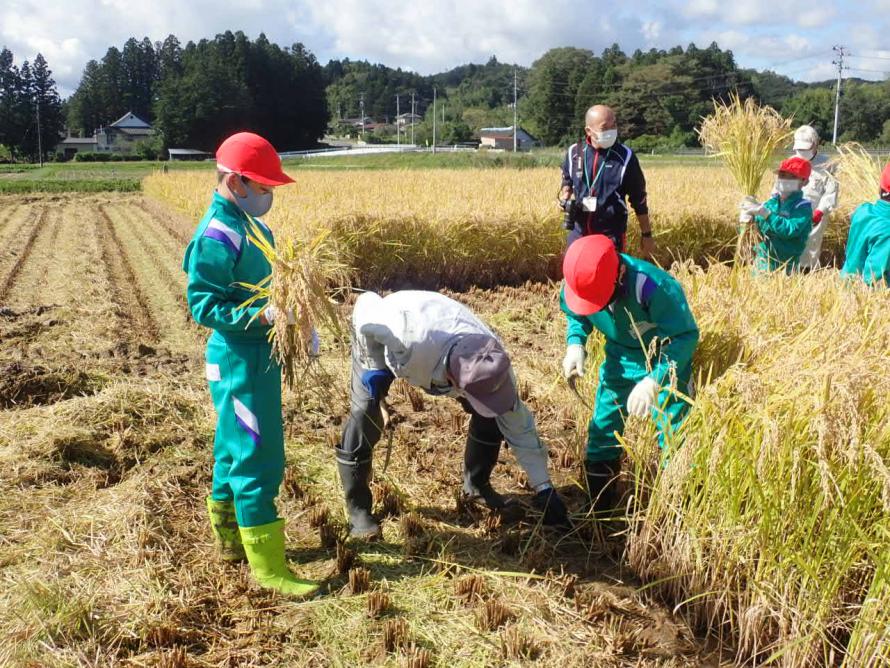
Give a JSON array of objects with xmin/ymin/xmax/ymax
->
[{"xmin": 559, "ymin": 105, "xmax": 655, "ymax": 259}]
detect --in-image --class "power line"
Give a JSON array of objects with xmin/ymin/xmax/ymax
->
[
  {"xmin": 849, "ymin": 55, "xmax": 890, "ymax": 62},
  {"xmin": 847, "ymin": 67, "xmax": 890, "ymax": 75}
]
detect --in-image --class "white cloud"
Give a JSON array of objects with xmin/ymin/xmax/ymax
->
[
  {"xmin": 675, "ymin": 0, "xmax": 835, "ymax": 28},
  {"xmin": 0, "ymin": 0, "xmax": 887, "ymax": 96}
]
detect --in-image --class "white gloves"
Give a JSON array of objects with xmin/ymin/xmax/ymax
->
[
  {"xmin": 310, "ymin": 329, "xmax": 320, "ymax": 356},
  {"xmin": 262, "ymin": 305, "xmax": 296, "ymax": 325},
  {"xmin": 739, "ymin": 197, "xmax": 768, "ymax": 221},
  {"xmin": 627, "ymin": 377, "xmax": 659, "ymax": 418},
  {"xmin": 562, "ymin": 344, "xmax": 586, "ymax": 380}
]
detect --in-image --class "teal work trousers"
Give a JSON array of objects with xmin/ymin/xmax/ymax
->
[
  {"xmin": 586, "ymin": 351, "xmax": 692, "ymax": 463},
  {"xmin": 205, "ymin": 332, "xmax": 284, "ymax": 527}
]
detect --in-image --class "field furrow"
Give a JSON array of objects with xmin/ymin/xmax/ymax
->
[
  {"xmin": 0, "ymin": 204, "xmax": 21, "ymax": 242},
  {"xmin": 97, "ymin": 203, "xmax": 161, "ymax": 346},
  {"xmin": 138, "ymin": 197, "xmax": 193, "ymax": 246},
  {"xmin": 0, "ymin": 207, "xmax": 46, "ymax": 303},
  {"xmin": 101, "ymin": 203, "xmax": 194, "ymax": 352},
  {"xmin": 2, "ymin": 206, "xmax": 64, "ymax": 309}
]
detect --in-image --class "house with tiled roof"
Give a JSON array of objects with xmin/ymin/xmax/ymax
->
[{"xmin": 56, "ymin": 111, "xmax": 155, "ymax": 159}]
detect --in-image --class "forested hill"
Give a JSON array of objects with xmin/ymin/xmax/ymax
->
[
  {"xmin": 2, "ymin": 33, "xmax": 889, "ymax": 161},
  {"xmin": 326, "ymin": 45, "xmax": 890, "ymax": 150}
]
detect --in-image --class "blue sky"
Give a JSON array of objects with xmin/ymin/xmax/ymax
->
[{"xmin": 2, "ymin": 0, "xmax": 889, "ymax": 96}]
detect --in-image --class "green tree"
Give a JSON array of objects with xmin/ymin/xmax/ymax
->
[
  {"xmin": 67, "ymin": 60, "xmax": 106, "ymax": 134},
  {"xmin": 153, "ymin": 32, "xmax": 328, "ymax": 150},
  {"xmin": 781, "ymin": 88, "xmax": 835, "ymax": 142},
  {"xmin": 29, "ymin": 54, "xmax": 65, "ymax": 161},
  {"xmin": 525, "ymin": 47, "xmax": 597, "ymax": 145},
  {"xmin": 839, "ymin": 82, "xmax": 890, "ymax": 143},
  {"xmin": 0, "ymin": 48, "xmax": 24, "ymax": 151}
]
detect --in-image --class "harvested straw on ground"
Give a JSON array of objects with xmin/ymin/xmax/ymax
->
[
  {"xmin": 697, "ymin": 93, "xmax": 793, "ymax": 263},
  {"xmin": 238, "ymin": 219, "xmax": 351, "ymax": 387}
]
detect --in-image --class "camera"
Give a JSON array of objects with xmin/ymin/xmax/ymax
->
[{"xmin": 559, "ymin": 199, "xmax": 578, "ymax": 230}]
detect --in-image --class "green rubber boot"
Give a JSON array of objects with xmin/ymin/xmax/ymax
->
[
  {"xmin": 239, "ymin": 520, "xmax": 320, "ymax": 598},
  {"xmin": 206, "ymin": 496, "xmax": 245, "ymax": 562}
]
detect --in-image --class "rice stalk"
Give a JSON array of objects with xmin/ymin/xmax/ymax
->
[
  {"xmin": 237, "ymin": 218, "xmax": 351, "ymax": 388},
  {"xmin": 836, "ymin": 142, "xmax": 883, "ymax": 207},
  {"xmin": 698, "ymin": 93, "xmax": 793, "ymax": 263}
]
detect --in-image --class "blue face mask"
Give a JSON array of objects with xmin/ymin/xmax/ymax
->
[{"xmin": 234, "ymin": 176, "xmax": 273, "ymax": 218}]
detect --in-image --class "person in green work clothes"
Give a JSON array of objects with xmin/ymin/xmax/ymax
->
[
  {"xmin": 738, "ymin": 157, "xmax": 813, "ymax": 274},
  {"xmin": 183, "ymin": 131, "xmax": 318, "ymax": 598},
  {"xmin": 560, "ymin": 235, "xmax": 699, "ymax": 512},
  {"xmin": 841, "ymin": 161, "xmax": 890, "ymax": 287}
]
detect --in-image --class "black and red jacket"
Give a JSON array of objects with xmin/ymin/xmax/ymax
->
[{"xmin": 560, "ymin": 139, "xmax": 648, "ymax": 238}]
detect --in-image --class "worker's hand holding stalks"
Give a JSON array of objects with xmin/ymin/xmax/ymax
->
[
  {"xmin": 562, "ymin": 344, "xmax": 586, "ymax": 380},
  {"xmin": 626, "ymin": 377, "xmax": 659, "ymax": 418},
  {"xmin": 738, "ymin": 196, "xmax": 760, "ymax": 224},
  {"xmin": 262, "ymin": 305, "xmax": 296, "ymax": 325}
]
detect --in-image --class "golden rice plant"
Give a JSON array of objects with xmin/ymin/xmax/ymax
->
[
  {"xmin": 697, "ymin": 93, "xmax": 793, "ymax": 262},
  {"xmin": 623, "ymin": 262, "xmax": 890, "ymax": 667},
  {"xmin": 836, "ymin": 142, "xmax": 884, "ymax": 207},
  {"xmin": 237, "ymin": 219, "xmax": 351, "ymax": 388},
  {"xmin": 145, "ymin": 163, "xmax": 858, "ymax": 275}
]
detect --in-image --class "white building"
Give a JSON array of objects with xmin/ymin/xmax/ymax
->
[
  {"xmin": 479, "ymin": 126, "xmax": 539, "ymax": 151},
  {"xmin": 56, "ymin": 111, "xmax": 155, "ymax": 159}
]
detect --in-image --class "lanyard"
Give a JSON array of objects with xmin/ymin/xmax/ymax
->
[{"xmin": 583, "ymin": 146, "xmax": 609, "ymax": 196}]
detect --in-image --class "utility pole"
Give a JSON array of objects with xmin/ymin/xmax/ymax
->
[
  {"xmin": 35, "ymin": 96, "xmax": 43, "ymax": 167},
  {"xmin": 411, "ymin": 92, "xmax": 416, "ymax": 146},
  {"xmin": 359, "ymin": 93, "xmax": 366, "ymax": 140},
  {"xmin": 831, "ymin": 46, "xmax": 848, "ymax": 145},
  {"xmin": 396, "ymin": 93, "xmax": 401, "ymax": 147},
  {"xmin": 432, "ymin": 87, "xmax": 437, "ymax": 154},
  {"xmin": 513, "ymin": 68, "xmax": 518, "ymax": 153}
]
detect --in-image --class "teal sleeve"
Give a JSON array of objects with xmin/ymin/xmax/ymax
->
[
  {"xmin": 186, "ymin": 237, "xmax": 266, "ymax": 331},
  {"xmin": 757, "ymin": 200, "xmax": 812, "ymax": 240},
  {"xmin": 646, "ymin": 281, "xmax": 699, "ymax": 385},
  {"xmin": 841, "ymin": 206, "xmax": 867, "ymax": 278},
  {"xmin": 559, "ymin": 286, "xmax": 594, "ymax": 346},
  {"xmin": 862, "ymin": 234, "xmax": 890, "ymax": 286}
]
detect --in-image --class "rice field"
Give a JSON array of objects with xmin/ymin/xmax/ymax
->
[{"xmin": 1, "ymin": 157, "xmax": 887, "ymax": 667}]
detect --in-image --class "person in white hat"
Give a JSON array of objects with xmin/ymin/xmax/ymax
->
[{"xmin": 792, "ymin": 125, "xmax": 839, "ymax": 271}]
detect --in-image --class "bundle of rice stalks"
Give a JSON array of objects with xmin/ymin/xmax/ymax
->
[
  {"xmin": 836, "ymin": 142, "xmax": 883, "ymax": 207},
  {"xmin": 697, "ymin": 93, "xmax": 793, "ymax": 263},
  {"xmin": 237, "ymin": 219, "xmax": 351, "ymax": 387},
  {"xmin": 624, "ymin": 263, "xmax": 890, "ymax": 667}
]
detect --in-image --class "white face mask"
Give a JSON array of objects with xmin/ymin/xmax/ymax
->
[
  {"xmin": 591, "ymin": 129, "xmax": 618, "ymax": 149},
  {"xmin": 776, "ymin": 178, "xmax": 801, "ymax": 196},
  {"xmin": 794, "ymin": 149, "xmax": 816, "ymax": 161}
]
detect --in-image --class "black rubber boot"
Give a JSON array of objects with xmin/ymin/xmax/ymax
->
[
  {"xmin": 462, "ymin": 432, "xmax": 507, "ymax": 509},
  {"xmin": 585, "ymin": 459, "xmax": 620, "ymax": 513},
  {"xmin": 336, "ymin": 447, "xmax": 380, "ymax": 539}
]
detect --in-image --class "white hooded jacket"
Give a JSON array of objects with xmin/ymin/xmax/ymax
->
[
  {"xmin": 799, "ymin": 152, "xmax": 840, "ymax": 269},
  {"xmin": 351, "ymin": 290, "xmax": 552, "ymax": 491},
  {"xmin": 353, "ymin": 290, "xmax": 497, "ymax": 389}
]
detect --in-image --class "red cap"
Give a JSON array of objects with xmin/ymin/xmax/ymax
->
[
  {"xmin": 562, "ymin": 235, "xmax": 620, "ymax": 315},
  {"xmin": 881, "ymin": 162, "xmax": 890, "ymax": 193},
  {"xmin": 216, "ymin": 132, "xmax": 294, "ymax": 186},
  {"xmin": 776, "ymin": 156, "xmax": 812, "ymax": 181}
]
